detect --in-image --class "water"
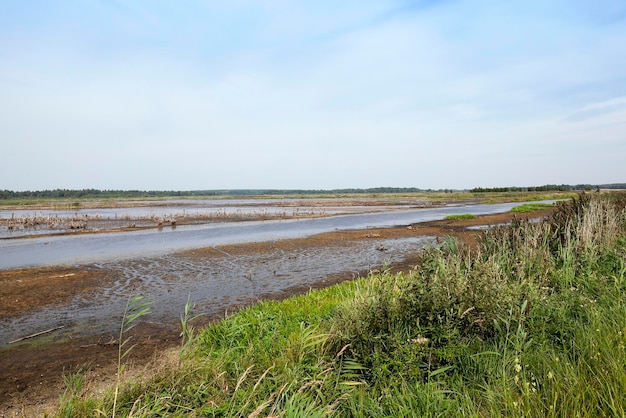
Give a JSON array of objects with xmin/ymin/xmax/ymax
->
[
  {"xmin": 0, "ymin": 199, "xmax": 408, "ymax": 238},
  {"xmin": 0, "ymin": 201, "xmax": 528, "ymax": 270}
]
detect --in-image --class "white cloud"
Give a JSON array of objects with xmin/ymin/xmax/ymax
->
[{"xmin": 0, "ymin": 1, "xmax": 625, "ymax": 190}]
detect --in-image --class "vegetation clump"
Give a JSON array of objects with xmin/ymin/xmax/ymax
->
[
  {"xmin": 510, "ymin": 202, "xmax": 554, "ymax": 213},
  {"xmin": 58, "ymin": 193, "xmax": 626, "ymax": 417},
  {"xmin": 444, "ymin": 213, "xmax": 477, "ymax": 220}
]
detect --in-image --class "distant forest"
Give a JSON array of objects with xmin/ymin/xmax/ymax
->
[
  {"xmin": 0, "ymin": 188, "xmax": 425, "ymax": 199},
  {"xmin": 1, "ymin": 184, "xmax": 625, "ymax": 200},
  {"xmin": 470, "ymin": 184, "xmax": 626, "ymax": 193}
]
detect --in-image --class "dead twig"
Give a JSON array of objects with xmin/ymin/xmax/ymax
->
[{"xmin": 8, "ymin": 325, "xmax": 65, "ymax": 344}]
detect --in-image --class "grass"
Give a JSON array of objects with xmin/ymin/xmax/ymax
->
[
  {"xmin": 445, "ymin": 213, "xmax": 477, "ymax": 220},
  {"xmin": 0, "ymin": 199, "xmax": 45, "ymax": 207},
  {"xmin": 510, "ymin": 202, "xmax": 555, "ymax": 213},
  {"xmin": 481, "ymin": 192, "xmax": 577, "ymax": 204},
  {"xmin": 57, "ymin": 192, "xmax": 626, "ymax": 417}
]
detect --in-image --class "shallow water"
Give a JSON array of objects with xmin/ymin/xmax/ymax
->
[
  {"xmin": 0, "ymin": 235, "xmax": 433, "ymax": 346},
  {"xmin": 0, "ymin": 199, "xmax": 402, "ymax": 239},
  {"xmin": 0, "ymin": 201, "xmax": 531, "ymax": 269}
]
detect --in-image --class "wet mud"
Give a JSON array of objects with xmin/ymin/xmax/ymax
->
[{"xmin": 0, "ymin": 209, "xmax": 552, "ymax": 416}]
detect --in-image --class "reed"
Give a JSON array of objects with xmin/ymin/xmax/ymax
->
[{"xmin": 111, "ymin": 295, "xmax": 152, "ymax": 418}]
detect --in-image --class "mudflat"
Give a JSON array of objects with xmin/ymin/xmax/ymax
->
[{"xmin": 0, "ymin": 209, "xmax": 551, "ymax": 416}]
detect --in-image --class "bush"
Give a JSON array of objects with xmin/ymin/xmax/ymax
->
[{"xmin": 331, "ymin": 193, "xmax": 626, "ymax": 395}]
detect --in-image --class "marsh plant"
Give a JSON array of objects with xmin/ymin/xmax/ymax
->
[
  {"xmin": 57, "ymin": 193, "xmax": 626, "ymax": 417},
  {"xmin": 112, "ymin": 294, "xmax": 153, "ymax": 417},
  {"xmin": 57, "ymin": 295, "xmax": 153, "ymax": 417},
  {"xmin": 179, "ymin": 295, "xmax": 204, "ymax": 349},
  {"xmin": 58, "ymin": 366, "xmax": 88, "ymax": 417},
  {"xmin": 330, "ymin": 192, "xmax": 626, "ymax": 416}
]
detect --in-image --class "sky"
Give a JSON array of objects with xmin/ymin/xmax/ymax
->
[{"xmin": 1, "ymin": 0, "xmax": 625, "ymax": 191}]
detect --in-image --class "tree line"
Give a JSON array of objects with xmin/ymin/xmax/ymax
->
[
  {"xmin": 0, "ymin": 189, "xmax": 196, "ymax": 200},
  {"xmin": 0, "ymin": 187, "xmax": 429, "ymax": 200},
  {"xmin": 470, "ymin": 184, "xmax": 626, "ymax": 193},
  {"xmin": 1, "ymin": 184, "xmax": 624, "ymax": 200}
]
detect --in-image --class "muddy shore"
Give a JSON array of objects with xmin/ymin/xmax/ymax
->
[{"xmin": 0, "ymin": 209, "xmax": 551, "ymax": 416}]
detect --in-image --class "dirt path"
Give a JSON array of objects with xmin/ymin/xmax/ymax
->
[{"xmin": 0, "ymin": 210, "xmax": 551, "ymax": 416}]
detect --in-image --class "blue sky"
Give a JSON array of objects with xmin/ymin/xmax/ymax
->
[{"xmin": 1, "ymin": 1, "xmax": 625, "ymax": 191}]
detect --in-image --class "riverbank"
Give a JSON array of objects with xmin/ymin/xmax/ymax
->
[
  {"xmin": 0, "ymin": 209, "xmax": 552, "ymax": 416},
  {"xmin": 52, "ymin": 193, "xmax": 626, "ymax": 417}
]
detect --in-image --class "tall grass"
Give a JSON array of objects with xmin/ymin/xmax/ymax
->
[
  {"xmin": 57, "ymin": 192, "xmax": 626, "ymax": 417},
  {"xmin": 331, "ymin": 192, "xmax": 626, "ymax": 416}
]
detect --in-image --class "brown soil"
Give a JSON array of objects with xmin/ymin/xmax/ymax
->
[{"xmin": 0, "ymin": 209, "xmax": 551, "ymax": 417}]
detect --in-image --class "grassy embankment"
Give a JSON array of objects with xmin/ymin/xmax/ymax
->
[{"xmin": 58, "ymin": 193, "xmax": 626, "ymax": 417}]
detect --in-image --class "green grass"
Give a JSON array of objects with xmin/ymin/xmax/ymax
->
[
  {"xmin": 510, "ymin": 202, "xmax": 555, "ymax": 213},
  {"xmin": 0, "ymin": 199, "xmax": 45, "ymax": 207},
  {"xmin": 444, "ymin": 213, "xmax": 477, "ymax": 220},
  {"xmin": 58, "ymin": 192, "xmax": 626, "ymax": 417},
  {"xmin": 481, "ymin": 192, "xmax": 577, "ymax": 204}
]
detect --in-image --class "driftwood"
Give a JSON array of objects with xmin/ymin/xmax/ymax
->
[{"xmin": 8, "ymin": 325, "xmax": 65, "ymax": 344}]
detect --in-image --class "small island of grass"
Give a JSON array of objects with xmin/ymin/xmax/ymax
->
[
  {"xmin": 510, "ymin": 202, "xmax": 554, "ymax": 213},
  {"xmin": 444, "ymin": 214, "xmax": 477, "ymax": 220}
]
